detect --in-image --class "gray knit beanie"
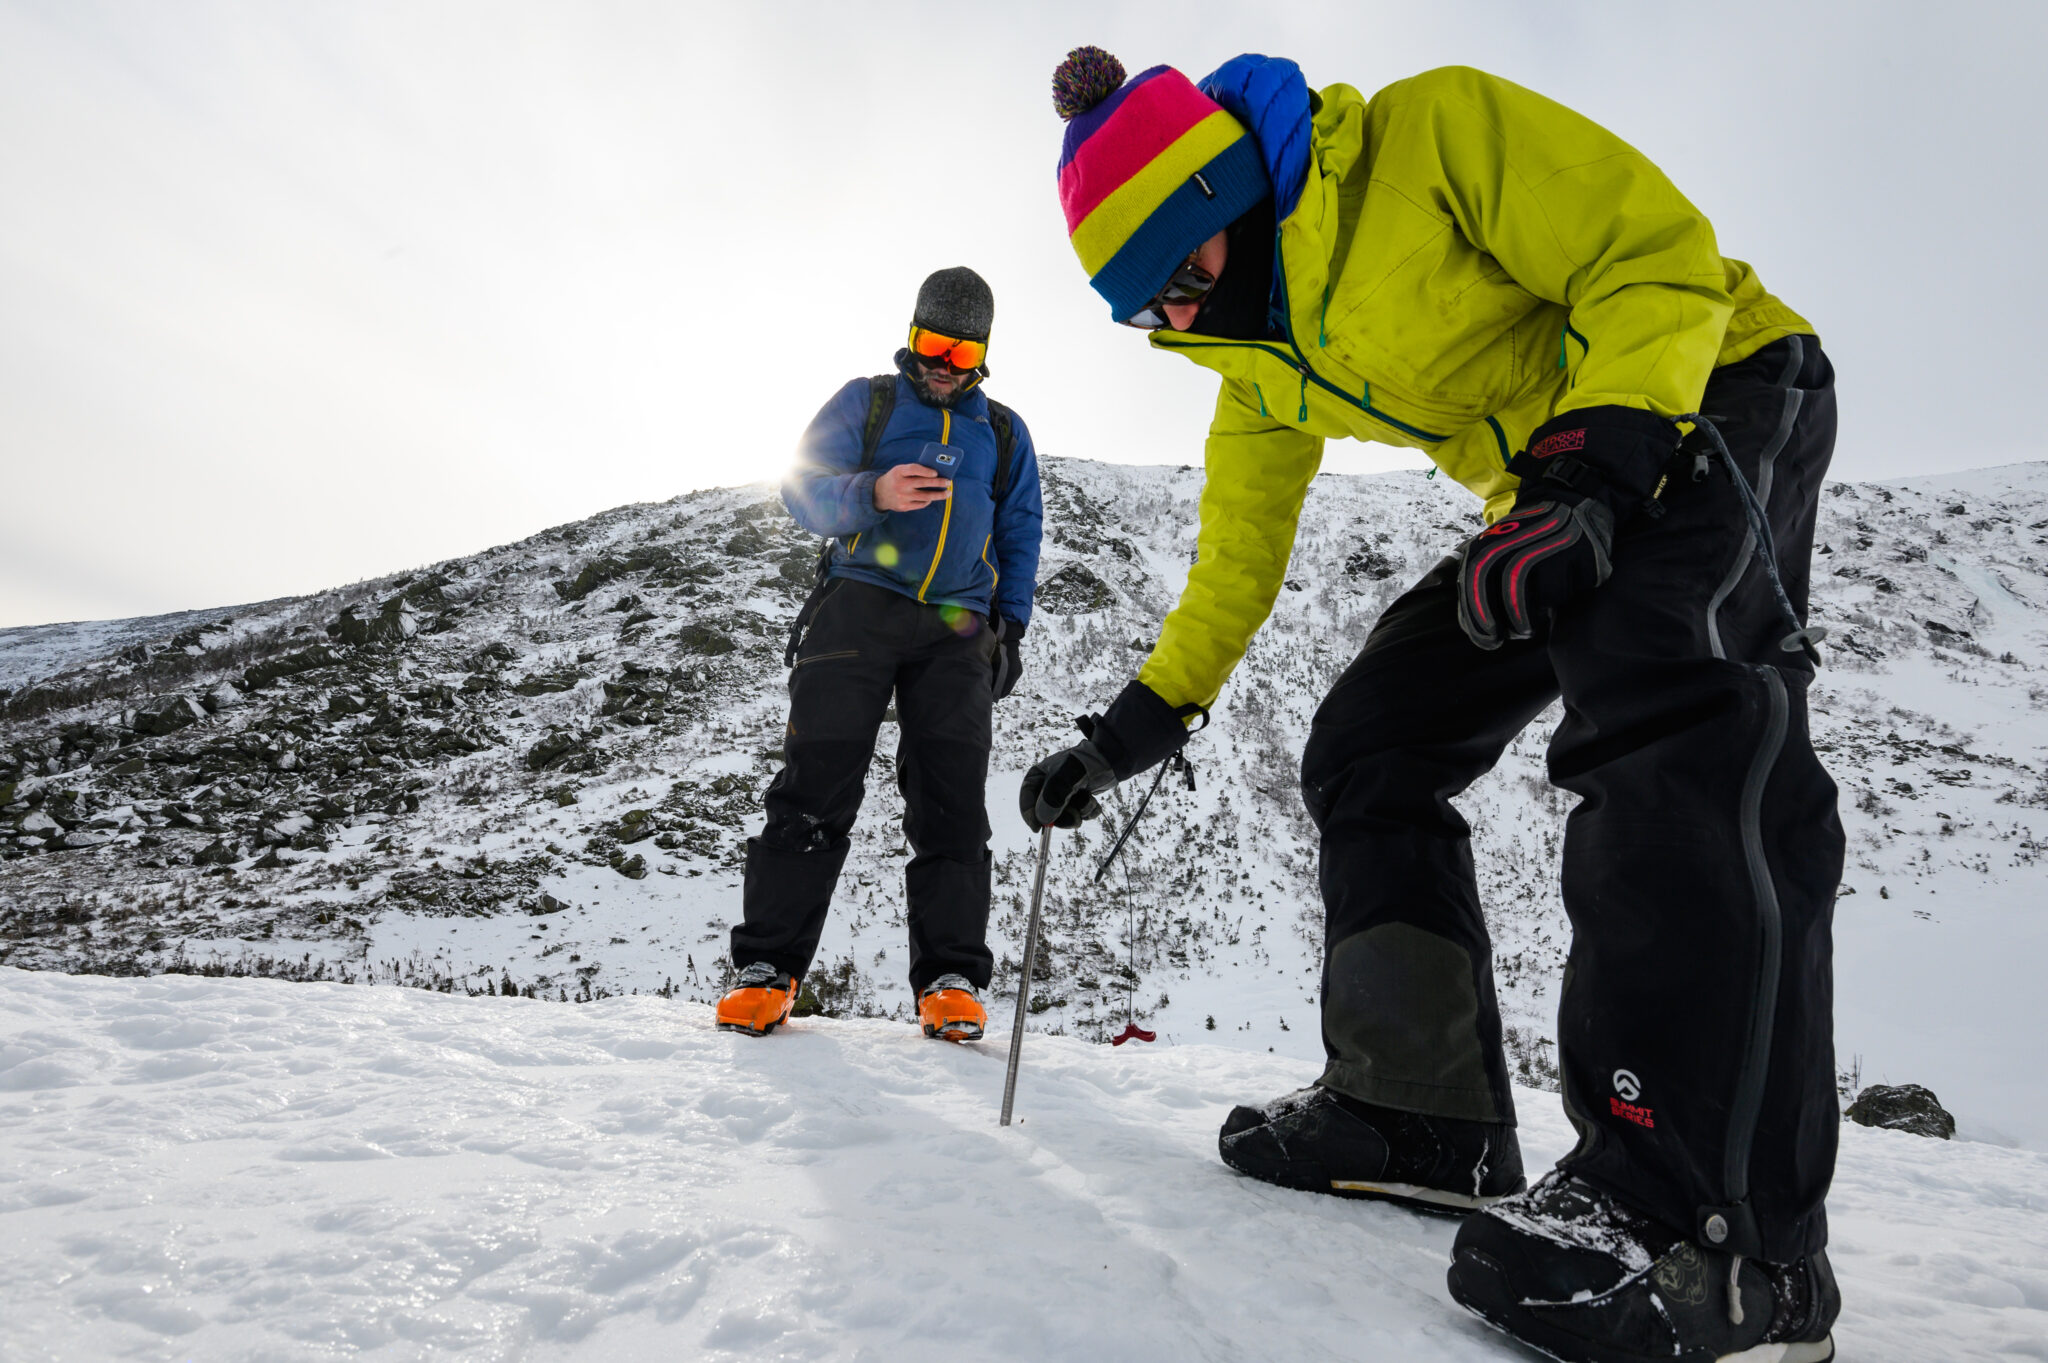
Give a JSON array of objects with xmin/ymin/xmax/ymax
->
[{"xmin": 912, "ymin": 266, "xmax": 994, "ymax": 341}]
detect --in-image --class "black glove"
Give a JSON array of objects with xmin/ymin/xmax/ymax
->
[
  {"xmin": 1019, "ymin": 735, "xmax": 1115, "ymax": 830},
  {"xmin": 991, "ymin": 617, "xmax": 1023, "ymax": 702},
  {"xmin": 1018, "ymin": 680, "xmax": 1200, "ymax": 830},
  {"xmin": 1457, "ymin": 406, "xmax": 1679, "ymax": 649}
]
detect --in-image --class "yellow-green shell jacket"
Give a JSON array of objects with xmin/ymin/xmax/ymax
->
[{"xmin": 1136, "ymin": 65, "xmax": 1813, "ymax": 712}]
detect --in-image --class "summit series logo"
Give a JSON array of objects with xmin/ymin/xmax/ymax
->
[{"xmin": 1610, "ymin": 1069, "xmax": 1655, "ymax": 1128}]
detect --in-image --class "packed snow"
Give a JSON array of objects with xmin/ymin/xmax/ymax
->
[{"xmin": 2, "ymin": 967, "xmax": 2044, "ymax": 1361}]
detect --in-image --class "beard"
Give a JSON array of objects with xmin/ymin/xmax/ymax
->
[{"xmin": 915, "ymin": 365, "xmax": 962, "ymax": 406}]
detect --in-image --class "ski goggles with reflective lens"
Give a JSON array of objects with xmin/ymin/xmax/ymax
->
[
  {"xmin": 1120, "ymin": 255, "xmax": 1219, "ymax": 330},
  {"xmin": 908, "ymin": 326, "xmax": 987, "ymax": 371}
]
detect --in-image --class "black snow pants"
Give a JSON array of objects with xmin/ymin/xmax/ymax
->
[
  {"xmin": 733, "ymin": 578, "xmax": 997, "ymax": 993},
  {"xmin": 1300, "ymin": 336, "xmax": 1842, "ymax": 1263}
]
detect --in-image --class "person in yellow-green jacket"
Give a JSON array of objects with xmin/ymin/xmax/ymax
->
[{"xmin": 1020, "ymin": 50, "xmax": 1842, "ymax": 1363}]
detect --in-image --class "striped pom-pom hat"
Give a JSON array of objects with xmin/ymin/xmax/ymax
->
[{"xmin": 1053, "ymin": 47, "xmax": 1269, "ymax": 322}]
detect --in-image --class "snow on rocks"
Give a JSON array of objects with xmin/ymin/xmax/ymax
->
[
  {"xmin": 1, "ymin": 967, "xmax": 2043, "ymax": 1361},
  {"xmin": 2, "ymin": 459, "xmax": 2047, "ymax": 1147}
]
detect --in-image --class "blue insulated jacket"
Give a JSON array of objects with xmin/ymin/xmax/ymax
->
[{"xmin": 781, "ymin": 368, "xmax": 1044, "ymax": 629}]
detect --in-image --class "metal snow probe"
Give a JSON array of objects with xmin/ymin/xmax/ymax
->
[
  {"xmin": 1000, "ymin": 824, "xmax": 1054, "ymax": 1127},
  {"xmin": 1092, "ymin": 753, "xmax": 1194, "ymax": 1047}
]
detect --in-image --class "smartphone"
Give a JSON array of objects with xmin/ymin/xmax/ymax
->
[{"xmin": 915, "ymin": 443, "xmax": 959, "ymax": 480}]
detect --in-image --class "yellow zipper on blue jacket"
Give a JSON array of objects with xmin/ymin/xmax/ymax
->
[{"xmin": 916, "ymin": 409, "xmax": 954, "ymax": 602}]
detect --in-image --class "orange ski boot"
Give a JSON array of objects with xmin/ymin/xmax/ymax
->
[
  {"xmin": 918, "ymin": 973, "xmax": 986, "ymax": 1042},
  {"xmin": 716, "ymin": 962, "xmax": 798, "ymax": 1036}
]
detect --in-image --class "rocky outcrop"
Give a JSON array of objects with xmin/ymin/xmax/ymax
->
[
  {"xmin": 242, "ymin": 644, "xmax": 346, "ymax": 691},
  {"xmin": 1035, "ymin": 563, "xmax": 1117, "ymax": 614},
  {"xmin": 1847, "ymin": 1083, "xmax": 1957, "ymax": 1139},
  {"xmin": 333, "ymin": 597, "xmax": 419, "ymax": 648},
  {"xmin": 130, "ymin": 694, "xmax": 207, "ymax": 737}
]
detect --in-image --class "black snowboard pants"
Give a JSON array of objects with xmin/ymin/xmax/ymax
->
[
  {"xmin": 1300, "ymin": 336, "xmax": 1842, "ymax": 1263},
  {"xmin": 733, "ymin": 578, "xmax": 997, "ymax": 993}
]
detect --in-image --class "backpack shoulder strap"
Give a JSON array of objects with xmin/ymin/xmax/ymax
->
[
  {"xmin": 984, "ymin": 396, "xmax": 1016, "ymax": 500},
  {"xmin": 858, "ymin": 374, "xmax": 897, "ymax": 472}
]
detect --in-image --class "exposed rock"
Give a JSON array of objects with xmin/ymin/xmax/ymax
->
[
  {"xmin": 1344, "ymin": 546, "xmax": 1400, "ymax": 580},
  {"xmin": 552, "ymin": 545, "xmax": 689, "ymax": 602},
  {"xmin": 193, "ymin": 839, "xmax": 240, "ymax": 867},
  {"xmin": 554, "ymin": 555, "xmax": 629, "ymax": 602},
  {"xmin": 131, "ymin": 694, "xmax": 207, "ymax": 737},
  {"xmin": 1050, "ymin": 524, "xmax": 1138, "ymax": 562},
  {"xmin": 510, "ymin": 669, "xmax": 585, "ymax": 697},
  {"xmin": 334, "ymin": 597, "xmax": 420, "ymax": 648},
  {"xmin": 725, "ymin": 525, "xmax": 772, "ymax": 557},
  {"xmin": 1847, "ymin": 1083, "xmax": 1956, "ymax": 1139},
  {"xmin": 601, "ymin": 665, "xmax": 673, "ymax": 725},
  {"xmin": 615, "ymin": 809, "xmax": 657, "ymax": 844},
  {"xmin": 612, "ymin": 853, "xmax": 648, "ymax": 879},
  {"xmin": 243, "ymin": 644, "xmax": 346, "ymax": 690},
  {"xmin": 262, "ymin": 815, "xmax": 315, "ymax": 845},
  {"xmin": 326, "ymin": 690, "xmax": 369, "ymax": 716},
  {"xmin": 404, "ymin": 575, "xmax": 484, "ymax": 609},
  {"xmin": 525, "ymin": 729, "xmax": 599, "ymax": 773},
  {"xmin": 168, "ymin": 620, "xmax": 231, "ymax": 652},
  {"xmin": 674, "ymin": 624, "xmax": 736, "ymax": 656},
  {"xmin": 43, "ymin": 790, "xmax": 91, "ymax": 829},
  {"xmin": 200, "ymin": 684, "xmax": 244, "ymax": 713},
  {"xmin": 1036, "ymin": 563, "xmax": 1117, "ymax": 614}
]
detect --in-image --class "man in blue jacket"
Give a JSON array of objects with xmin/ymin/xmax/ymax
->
[{"xmin": 717, "ymin": 267, "xmax": 1044, "ymax": 1043}]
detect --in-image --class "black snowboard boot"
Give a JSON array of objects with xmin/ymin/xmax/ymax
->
[
  {"xmin": 1447, "ymin": 1171, "xmax": 1839, "ymax": 1362},
  {"xmin": 1217, "ymin": 1085, "xmax": 1525, "ymax": 1213}
]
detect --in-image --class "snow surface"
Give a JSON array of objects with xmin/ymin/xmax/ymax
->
[{"xmin": 2, "ymin": 967, "xmax": 2044, "ymax": 1362}]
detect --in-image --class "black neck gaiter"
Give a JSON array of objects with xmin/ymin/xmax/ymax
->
[{"xmin": 1188, "ymin": 195, "xmax": 1277, "ymax": 341}]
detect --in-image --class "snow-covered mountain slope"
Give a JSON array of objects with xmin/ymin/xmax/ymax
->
[
  {"xmin": 2, "ymin": 968, "xmax": 2043, "ymax": 1362},
  {"xmin": 4, "ymin": 459, "xmax": 2046, "ymax": 1149}
]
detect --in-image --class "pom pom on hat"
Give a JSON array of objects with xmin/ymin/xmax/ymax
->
[{"xmin": 1052, "ymin": 46, "xmax": 1127, "ymax": 121}]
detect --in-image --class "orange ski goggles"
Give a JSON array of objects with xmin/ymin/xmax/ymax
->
[{"xmin": 908, "ymin": 326, "xmax": 987, "ymax": 371}]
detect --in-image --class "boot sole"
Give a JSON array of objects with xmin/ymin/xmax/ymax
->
[
  {"xmin": 1327, "ymin": 1179, "xmax": 1511, "ymax": 1213},
  {"xmin": 1449, "ymin": 1251, "xmax": 1835, "ymax": 1363},
  {"xmin": 716, "ymin": 1020, "xmax": 783, "ymax": 1037},
  {"xmin": 922, "ymin": 1022, "xmax": 984, "ymax": 1043}
]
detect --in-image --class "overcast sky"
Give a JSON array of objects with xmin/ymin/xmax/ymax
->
[{"xmin": 3, "ymin": 0, "xmax": 2043, "ymax": 628}]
